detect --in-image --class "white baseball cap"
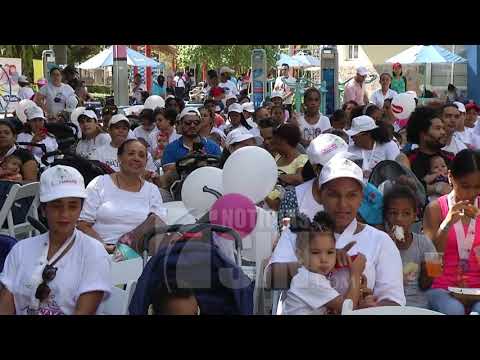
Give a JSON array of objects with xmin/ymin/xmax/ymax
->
[
  {"xmin": 242, "ymin": 102, "xmax": 255, "ymax": 113},
  {"xmin": 109, "ymin": 114, "xmax": 130, "ymax": 127},
  {"xmin": 40, "ymin": 165, "xmax": 87, "ymax": 203},
  {"xmin": 356, "ymin": 66, "xmax": 369, "ymax": 77},
  {"xmin": 225, "ymin": 127, "xmax": 255, "ymax": 149},
  {"xmin": 65, "ymin": 95, "xmax": 79, "ymax": 113},
  {"xmin": 18, "ymin": 75, "xmax": 29, "ymax": 84},
  {"xmin": 270, "ymin": 91, "xmax": 283, "ymax": 100},
  {"xmin": 319, "ymin": 156, "xmax": 364, "ymax": 187},
  {"xmin": 178, "ymin": 107, "xmax": 201, "ymax": 121},
  {"xmin": 454, "ymin": 101, "xmax": 466, "ymax": 113},
  {"xmin": 228, "ymin": 103, "xmax": 243, "ymax": 114},
  {"xmin": 346, "ymin": 115, "xmax": 378, "ymax": 137},
  {"xmin": 78, "ymin": 109, "xmax": 98, "ymax": 121},
  {"xmin": 306, "ymin": 133, "xmax": 349, "ymax": 166},
  {"xmin": 220, "ymin": 66, "xmax": 235, "ymax": 75},
  {"xmin": 25, "ymin": 106, "xmax": 46, "ymax": 121}
]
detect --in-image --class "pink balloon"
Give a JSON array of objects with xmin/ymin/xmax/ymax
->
[{"xmin": 209, "ymin": 193, "xmax": 258, "ymax": 240}]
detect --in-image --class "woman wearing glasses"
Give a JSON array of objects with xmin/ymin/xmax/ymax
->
[{"xmin": 0, "ymin": 165, "xmax": 111, "ymax": 315}]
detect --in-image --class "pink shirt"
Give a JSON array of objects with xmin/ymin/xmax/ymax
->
[
  {"xmin": 433, "ymin": 195, "xmax": 480, "ymax": 289},
  {"xmin": 344, "ymin": 79, "xmax": 367, "ymax": 106}
]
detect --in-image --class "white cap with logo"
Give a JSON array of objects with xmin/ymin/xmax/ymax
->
[
  {"xmin": 306, "ymin": 133, "xmax": 349, "ymax": 166},
  {"xmin": 178, "ymin": 107, "xmax": 201, "ymax": 121},
  {"xmin": 225, "ymin": 127, "xmax": 255, "ymax": 149},
  {"xmin": 356, "ymin": 66, "xmax": 369, "ymax": 77},
  {"xmin": 242, "ymin": 102, "xmax": 255, "ymax": 113},
  {"xmin": 79, "ymin": 109, "xmax": 98, "ymax": 121},
  {"xmin": 319, "ymin": 156, "xmax": 364, "ymax": 187},
  {"xmin": 40, "ymin": 165, "xmax": 87, "ymax": 203},
  {"xmin": 454, "ymin": 101, "xmax": 466, "ymax": 113},
  {"xmin": 346, "ymin": 115, "xmax": 378, "ymax": 137},
  {"xmin": 228, "ymin": 103, "xmax": 243, "ymax": 114},
  {"xmin": 109, "ymin": 114, "xmax": 130, "ymax": 127},
  {"xmin": 25, "ymin": 106, "xmax": 46, "ymax": 121}
]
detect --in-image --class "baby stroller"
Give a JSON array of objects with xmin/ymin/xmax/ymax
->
[
  {"xmin": 45, "ymin": 122, "xmax": 79, "ymax": 154},
  {"xmin": 128, "ymin": 223, "xmax": 254, "ymax": 315},
  {"xmin": 170, "ymin": 145, "xmax": 221, "ymax": 201}
]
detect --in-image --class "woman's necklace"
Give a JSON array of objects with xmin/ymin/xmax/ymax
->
[{"xmin": 116, "ymin": 173, "xmax": 141, "ymax": 192}]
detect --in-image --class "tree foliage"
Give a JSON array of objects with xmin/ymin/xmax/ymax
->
[{"xmin": 176, "ymin": 45, "xmax": 278, "ymax": 74}]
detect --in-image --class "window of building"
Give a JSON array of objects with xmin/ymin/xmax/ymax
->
[{"xmin": 348, "ymin": 45, "xmax": 359, "ymax": 60}]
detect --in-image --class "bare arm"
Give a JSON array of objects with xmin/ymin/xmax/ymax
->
[
  {"xmin": 423, "ymin": 201, "xmax": 449, "ymax": 252},
  {"xmin": 74, "ymin": 291, "xmax": 105, "ymax": 315},
  {"xmin": 33, "ymin": 93, "xmax": 48, "ymax": 116},
  {"xmin": 77, "ymin": 221, "xmax": 103, "ymax": 242},
  {"xmin": 395, "ymin": 153, "xmax": 410, "ymax": 169},
  {"xmin": 326, "ymin": 272, "xmax": 362, "ymax": 313},
  {"xmin": 0, "ymin": 287, "xmax": 16, "ymax": 315}
]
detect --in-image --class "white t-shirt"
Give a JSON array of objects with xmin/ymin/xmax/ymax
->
[
  {"xmin": 442, "ymin": 133, "xmax": 468, "ymax": 155},
  {"xmin": 147, "ymin": 128, "xmax": 181, "ymax": 156},
  {"xmin": 17, "ymin": 132, "xmax": 59, "ymax": 163},
  {"xmin": 79, "ymin": 175, "xmax": 166, "ymax": 244},
  {"xmin": 458, "ymin": 128, "xmax": 480, "ymax": 150},
  {"xmin": 270, "ymin": 224, "xmax": 406, "ymax": 306},
  {"xmin": 298, "ymin": 114, "xmax": 332, "ymax": 143},
  {"xmin": 347, "ymin": 141, "xmax": 400, "ymax": 180},
  {"xmin": 295, "ymin": 179, "xmax": 324, "ymax": 219},
  {"xmin": 91, "ymin": 142, "xmax": 156, "ymax": 172},
  {"xmin": 75, "ymin": 133, "xmax": 111, "ymax": 160},
  {"xmin": 370, "ymin": 88, "xmax": 397, "ymax": 108},
  {"xmin": 0, "ymin": 229, "xmax": 111, "ymax": 315},
  {"xmin": 39, "ymin": 83, "xmax": 75, "ymax": 117},
  {"xmin": 283, "ymin": 266, "xmax": 339, "ymax": 315},
  {"xmin": 274, "ymin": 76, "xmax": 296, "ymax": 105},
  {"xmin": 174, "ymin": 76, "xmax": 185, "ymax": 88},
  {"xmin": 219, "ymin": 80, "xmax": 239, "ymax": 96},
  {"xmin": 17, "ymin": 86, "xmax": 35, "ymax": 101},
  {"xmin": 133, "ymin": 126, "xmax": 155, "ymax": 142}
]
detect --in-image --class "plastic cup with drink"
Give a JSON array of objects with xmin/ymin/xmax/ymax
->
[{"xmin": 425, "ymin": 252, "xmax": 444, "ymax": 278}]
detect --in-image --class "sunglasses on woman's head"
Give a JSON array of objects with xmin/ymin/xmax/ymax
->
[{"xmin": 35, "ymin": 264, "xmax": 57, "ymax": 302}]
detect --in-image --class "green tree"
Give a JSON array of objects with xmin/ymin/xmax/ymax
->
[{"xmin": 176, "ymin": 45, "xmax": 278, "ymax": 74}]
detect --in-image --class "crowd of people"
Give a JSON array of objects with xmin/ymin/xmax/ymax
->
[{"xmin": 1, "ymin": 61, "xmax": 480, "ymax": 316}]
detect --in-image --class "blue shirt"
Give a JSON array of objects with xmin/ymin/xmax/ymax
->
[
  {"xmin": 162, "ymin": 137, "xmax": 222, "ymax": 166},
  {"xmin": 152, "ymin": 81, "xmax": 166, "ymax": 97}
]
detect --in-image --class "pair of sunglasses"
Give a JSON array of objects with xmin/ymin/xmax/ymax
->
[{"xmin": 35, "ymin": 264, "xmax": 57, "ymax": 302}]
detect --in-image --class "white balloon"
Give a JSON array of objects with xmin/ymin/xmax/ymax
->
[
  {"xmin": 222, "ymin": 146, "xmax": 278, "ymax": 203},
  {"xmin": 144, "ymin": 95, "xmax": 165, "ymax": 110},
  {"xmin": 391, "ymin": 92, "xmax": 416, "ymax": 120},
  {"xmin": 15, "ymin": 99, "xmax": 36, "ymax": 123},
  {"xmin": 181, "ymin": 166, "xmax": 223, "ymax": 217}
]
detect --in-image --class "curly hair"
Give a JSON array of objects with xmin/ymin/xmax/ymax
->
[
  {"xmin": 406, "ymin": 106, "xmax": 441, "ymax": 145},
  {"xmin": 290, "ymin": 211, "xmax": 336, "ymax": 253}
]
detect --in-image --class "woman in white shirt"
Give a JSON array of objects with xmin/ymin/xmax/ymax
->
[
  {"xmin": 92, "ymin": 114, "xmax": 156, "ymax": 173},
  {"xmin": 0, "ymin": 165, "xmax": 111, "ymax": 315},
  {"xmin": 346, "ymin": 115, "xmax": 400, "ymax": 181},
  {"xmin": 78, "ymin": 139, "xmax": 166, "ymax": 252},
  {"xmin": 370, "ymin": 73, "xmax": 397, "ymax": 109},
  {"xmin": 17, "ymin": 105, "xmax": 58, "ymax": 162},
  {"xmin": 34, "ymin": 67, "xmax": 75, "ymax": 120},
  {"xmin": 269, "ymin": 156, "xmax": 405, "ymax": 309},
  {"xmin": 291, "ymin": 88, "xmax": 331, "ymax": 147},
  {"xmin": 75, "ymin": 109, "xmax": 111, "ymax": 159}
]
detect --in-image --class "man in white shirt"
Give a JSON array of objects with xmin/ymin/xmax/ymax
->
[
  {"xmin": 17, "ymin": 75, "xmax": 35, "ymax": 100},
  {"xmin": 173, "ymin": 72, "xmax": 186, "ymax": 99},
  {"xmin": 370, "ymin": 73, "xmax": 397, "ymax": 108},
  {"xmin": 454, "ymin": 101, "xmax": 480, "ymax": 149},
  {"xmin": 441, "ymin": 103, "xmax": 467, "ymax": 155},
  {"xmin": 274, "ymin": 63, "xmax": 295, "ymax": 115},
  {"xmin": 219, "ymin": 66, "xmax": 239, "ymax": 97}
]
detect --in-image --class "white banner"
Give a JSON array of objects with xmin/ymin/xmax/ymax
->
[{"xmin": 0, "ymin": 57, "xmax": 22, "ymax": 113}]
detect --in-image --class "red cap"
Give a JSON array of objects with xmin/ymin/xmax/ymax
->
[
  {"xmin": 465, "ymin": 101, "xmax": 480, "ymax": 112},
  {"xmin": 392, "ymin": 62, "xmax": 402, "ymax": 70}
]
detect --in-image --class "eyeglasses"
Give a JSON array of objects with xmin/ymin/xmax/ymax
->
[
  {"xmin": 183, "ymin": 120, "xmax": 201, "ymax": 127},
  {"xmin": 35, "ymin": 264, "xmax": 57, "ymax": 302}
]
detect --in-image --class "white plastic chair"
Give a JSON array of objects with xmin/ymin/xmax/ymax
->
[
  {"xmin": 341, "ymin": 299, "xmax": 444, "ymax": 315},
  {"xmin": 110, "ymin": 257, "xmax": 143, "ymax": 286},
  {"xmin": 0, "ymin": 182, "xmax": 40, "ymax": 239},
  {"xmin": 99, "ymin": 280, "xmax": 137, "ymax": 315}
]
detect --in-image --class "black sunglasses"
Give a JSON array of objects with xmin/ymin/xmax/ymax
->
[{"xmin": 35, "ymin": 264, "xmax": 57, "ymax": 302}]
